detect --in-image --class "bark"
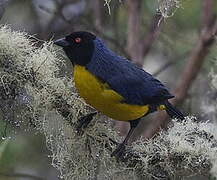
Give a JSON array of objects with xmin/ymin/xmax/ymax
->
[
  {"xmin": 127, "ymin": 2, "xmax": 163, "ymax": 67},
  {"xmin": 126, "ymin": 0, "xmax": 143, "ymax": 67},
  {"xmin": 202, "ymin": 0, "xmax": 214, "ymax": 28},
  {"xmin": 142, "ymin": 13, "xmax": 163, "ymax": 58}
]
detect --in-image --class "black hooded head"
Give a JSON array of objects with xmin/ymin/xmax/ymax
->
[{"xmin": 54, "ymin": 31, "xmax": 96, "ymax": 66}]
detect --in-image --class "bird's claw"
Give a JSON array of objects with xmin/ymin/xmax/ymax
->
[
  {"xmin": 76, "ymin": 127, "xmax": 84, "ymax": 136},
  {"xmin": 111, "ymin": 143, "xmax": 126, "ymax": 161},
  {"xmin": 76, "ymin": 112, "xmax": 97, "ymax": 135}
]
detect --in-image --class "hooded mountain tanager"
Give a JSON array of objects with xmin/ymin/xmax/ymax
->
[{"xmin": 54, "ymin": 31, "xmax": 185, "ymax": 158}]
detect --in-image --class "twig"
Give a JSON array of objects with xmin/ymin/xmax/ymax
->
[
  {"xmin": 152, "ymin": 61, "xmax": 175, "ymax": 77},
  {"xmin": 127, "ymin": 6, "xmax": 164, "ymax": 67},
  {"xmin": 153, "ymin": 52, "xmax": 189, "ymax": 77},
  {"xmin": 202, "ymin": 0, "xmax": 214, "ymax": 28},
  {"xmin": 142, "ymin": 12, "xmax": 164, "ymax": 59}
]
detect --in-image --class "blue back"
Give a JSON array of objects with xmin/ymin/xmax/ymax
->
[{"xmin": 86, "ymin": 38, "xmax": 174, "ymax": 105}]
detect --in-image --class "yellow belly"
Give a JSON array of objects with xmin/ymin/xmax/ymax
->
[{"xmin": 73, "ymin": 65, "xmax": 149, "ymax": 121}]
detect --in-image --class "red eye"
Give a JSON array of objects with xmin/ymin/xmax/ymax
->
[{"xmin": 75, "ymin": 37, "xmax": 81, "ymax": 43}]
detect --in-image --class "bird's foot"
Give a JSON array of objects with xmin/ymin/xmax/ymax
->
[
  {"xmin": 76, "ymin": 112, "xmax": 97, "ymax": 135},
  {"xmin": 111, "ymin": 143, "xmax": 127, "ymax": 161}
]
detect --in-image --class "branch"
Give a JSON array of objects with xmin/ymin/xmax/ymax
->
[
  {"xmin": 126, "ymin": 0, "xmax": 164, "ymax": 68},
  {"xmin": 152, "ymin": 60, "xmax": 175, "ymax": 77},
  {"xmin": 42, "ymin": 92, "xmax": 217, "ymax": 179},
  {"xmin": 142, "ymin": 12, "xmax": 163, "ymax": 58},
  {"xmin": 202, "ymin": 0, "xmax": 214, "ymax": 28},
  {"xmin": 172, "ymin": 21, "xmax": 217, "ymax": 105},
  {"xmin": 151, "ymin": 51, "xmax": 191, "ymax": 77},
  {"xmin": 126, "ymin": 0, "xmax": 143, "ymax": 66}
]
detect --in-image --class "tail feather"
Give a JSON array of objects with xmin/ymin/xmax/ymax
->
[{"xmin": 164, "ymin": 101, "xmax": 185, "ymax": 120}]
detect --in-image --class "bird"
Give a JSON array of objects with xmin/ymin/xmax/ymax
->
[{"xmin": 54, "ymin": 31, "xmax": 185, "ymax": 158}]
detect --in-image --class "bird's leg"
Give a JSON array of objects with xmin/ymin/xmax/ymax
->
[
  {"xmin": 111, "ymin": 119, "xmax": 140, "ymax": 159},
  {"xmin": 76, "ymin": 112, "xmax": 97, "ymax": 134}
]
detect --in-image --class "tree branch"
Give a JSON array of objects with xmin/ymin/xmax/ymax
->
[
  {"xmin": 126, "ymin": 0, "xmax": 143, "ymax": 66},
  {"xmin": 202, "ymin": 0, "xmax": 214, "ymax": 28},
  {"xmin": 141, "ymin": 12, "xmax": 163, "ymax": 59},
  {"xmin": 126, "ymin": 1, "xmax": 164, "ymax": 67}
]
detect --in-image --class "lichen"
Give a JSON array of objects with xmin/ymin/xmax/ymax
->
[
  {"xmin": 158, "ymin": 0, "xmax": 181, "ymax": 18},
  {"xmin": 0, "ymin": 26, "xmax": 217, "ymax": 180}
]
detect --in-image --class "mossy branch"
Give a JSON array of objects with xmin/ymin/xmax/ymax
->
[{"xmin": 0, "ymin": 26, "xmax": 217, "ymax": 179}]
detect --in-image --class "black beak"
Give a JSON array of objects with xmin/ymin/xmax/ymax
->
[{"xmin": 54, "ymin": 38, "xmax": 70, "ymax": 47}]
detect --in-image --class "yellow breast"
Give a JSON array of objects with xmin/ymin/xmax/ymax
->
[{"xmin": 73, "ymin": 65, "xmax": 149, "ymax": 121}]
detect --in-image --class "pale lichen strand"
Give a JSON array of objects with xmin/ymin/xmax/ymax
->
[{"xmin": 158, "ymin": 0, "xmax": 181, "ymax": 17}]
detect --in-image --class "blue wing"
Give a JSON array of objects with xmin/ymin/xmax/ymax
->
[
  {"xmin": 105, "ymin": 60, "xmax": 174, "ymax": 105},
  {"xmin": 86, "ymin": 38, "xmax": 174, "ymax": 105}
]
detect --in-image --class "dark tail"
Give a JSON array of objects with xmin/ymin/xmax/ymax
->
[{"xmin": 164, "ymin": 101, "xmax": 185, "ymax": 120}]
